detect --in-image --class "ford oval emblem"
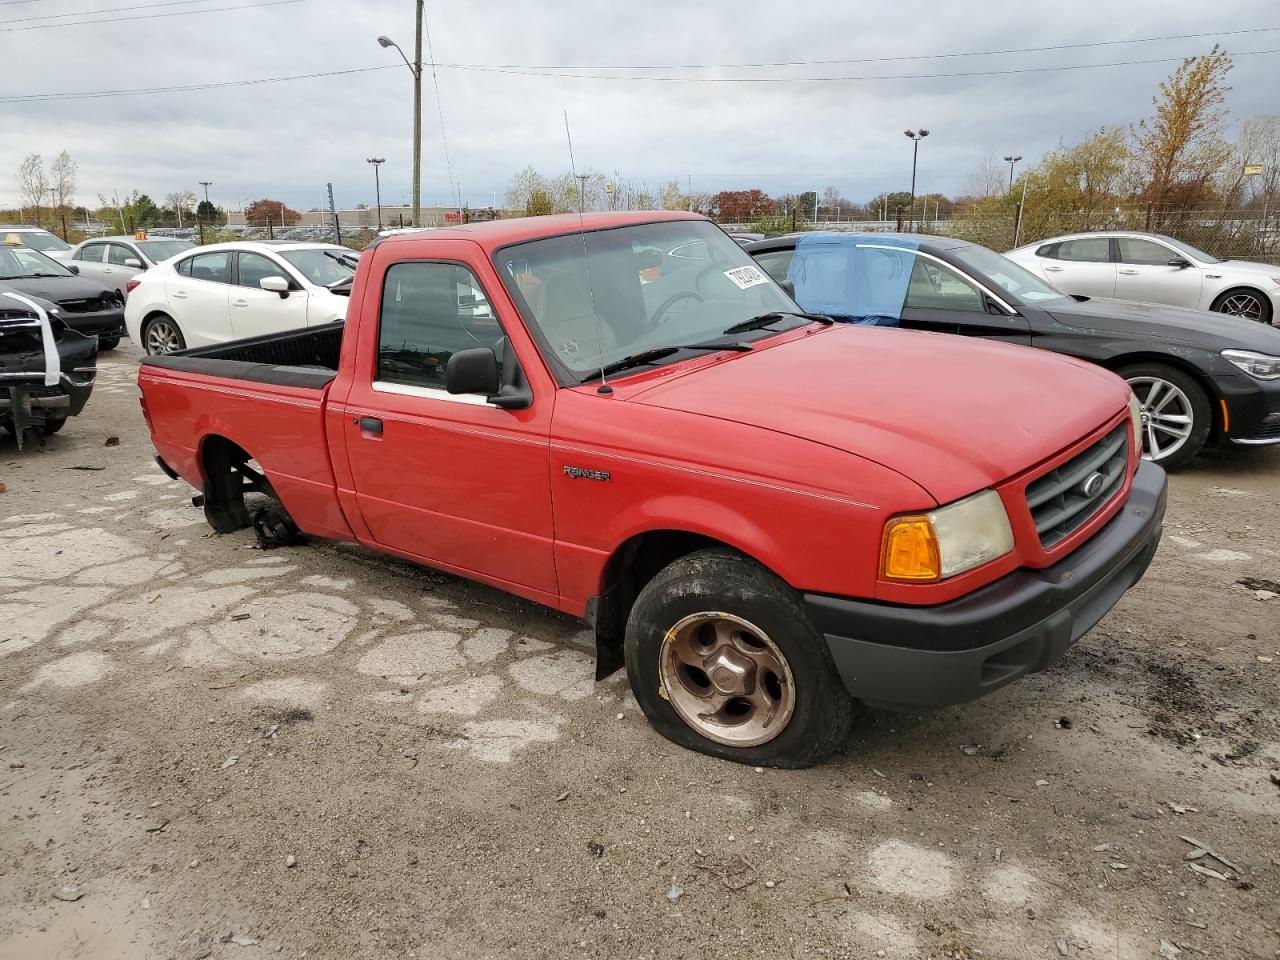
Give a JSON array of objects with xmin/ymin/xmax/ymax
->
[{"xmin": 1079, "ymin": 471, "xmax": 1107, "ymax": 498}]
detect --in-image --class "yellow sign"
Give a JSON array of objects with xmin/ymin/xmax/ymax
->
[
  {"xmin": 1244, "ymin": 164, "xmax": 1264, "ymax": 176},
  {"xmin": 134, "ymin": 230, "xmax": 148, "ymax": 240},
  {"xmin": 3, "ymin": 233, "xmax": 22, "ymax": 245}
]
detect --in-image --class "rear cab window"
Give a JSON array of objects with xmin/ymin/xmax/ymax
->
[{"xmin": 375, "ymin": 261, "xmax": 505, "ymax": 392}]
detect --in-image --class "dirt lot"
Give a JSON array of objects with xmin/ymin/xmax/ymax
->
[{"xmin": 1, "ymin": 343, "xmax": 1278, "ymax": 960}]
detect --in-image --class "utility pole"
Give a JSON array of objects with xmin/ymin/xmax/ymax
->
[
  {"xmin": 377, "ymin": 8, "xmax": 422, "ymax": 227},
  {"xmin": 904, "ymin": 129, "xmax": 929, "ymax": 232},
  {"xmin": 367, "ymin": 158, "xmax": 386, "ymax": 230}
]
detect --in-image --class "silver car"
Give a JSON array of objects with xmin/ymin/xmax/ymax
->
[
  {"xmin": 1006, "ymin": 231, "xmax": 1280, "ymax": 326},
  {"xmin": 65, "ymin": 235, "xmax": 196, "ymax": 299}
]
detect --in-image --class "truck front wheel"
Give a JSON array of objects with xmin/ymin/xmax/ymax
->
[{"xmin": 624, "ymin": 549, "xmax": 853, "ymax": 768}]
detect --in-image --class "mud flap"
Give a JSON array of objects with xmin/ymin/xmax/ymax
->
[{"xmin": 4, "ymin": 384, "xmax": 45, "ymax": 451}]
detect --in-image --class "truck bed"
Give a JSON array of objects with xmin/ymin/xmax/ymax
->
[{"xmin": 139, "ymin": 322, "xmax": 343, "ymax": 388}]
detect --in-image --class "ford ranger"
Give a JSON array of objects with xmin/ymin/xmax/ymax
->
[{"xmin": 138, "ymin": 212, "xmax": 1166, "ymax": 767}]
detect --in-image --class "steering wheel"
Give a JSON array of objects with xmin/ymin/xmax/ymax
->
[{"xmin": 651, "ymin": 289, "xmax": 705, "ymax": 324}]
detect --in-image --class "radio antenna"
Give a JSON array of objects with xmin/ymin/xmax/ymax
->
[{"xmin": 564, "ymin": 110, "xmax": 611, "ymax": 395}]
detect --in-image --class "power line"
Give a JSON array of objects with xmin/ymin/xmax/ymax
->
[
  {"xmin": 422, "ymin": 0, "xmax": 458, "ymax": 211},
  {"xmin": 0, "ymin": 0, "xmax": 305, "ymax": 31},
  {"xmin": 434, "ymin": 47, "xmax": 1280, "ymax": 83},
  {"xmin": 5, "ymin": 45, "xmax": 1277, "ymax": 104},
  {"xmin": 426, "ymin": 25, "xmax": 1280, "ymax": 72},
  {"xmin": 1, "ymin": 0, "xmax": 234, "ymax": 24},
  {"xmin": 0, "ymin": 63, "xmax": 396, "ymax": 102}
]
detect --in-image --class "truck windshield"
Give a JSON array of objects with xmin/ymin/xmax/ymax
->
[{"xmin": 497, "ymin": 220, "xmax": 796, "ymax": 380}]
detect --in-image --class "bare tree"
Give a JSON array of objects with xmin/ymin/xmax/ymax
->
[
  {"xmin": 164, "ymin": 190, "xmax": 196, "ymax": 227},
  {"xmin": 961, "ymin": 154, "xmax": 1007, "ymax": 199},
  {"xmin": 49, "ymin": 151, "xmax": 76, "ymax": 239},
  {"xmin": 16, "ymin": 154, "xmax": 49, "ymax": 226}
]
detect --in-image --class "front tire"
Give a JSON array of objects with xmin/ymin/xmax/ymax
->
[
  {"xmin": 97, "ymin": 336, "xmax": 120, "ymax": 351},
  {"xmin": 41, "ymin": 417, "xmax": 67, "ymax": 436},
  {"xmin": 142, "ymin": 314, "xmax": 185, "ymax": 355},
  {"xmin": 1210, "ymin": 287, "xmax": 1273, "ymax": 325},
  {"xmin": 1119, "ymin": 362, "xmax": 1211, "ymax": 470},
  {"xmin": 624, "ymin": 548, "xmax": 854, "ymax": 768}
]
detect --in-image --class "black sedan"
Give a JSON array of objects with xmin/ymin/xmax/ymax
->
[
  {"xmin": 748, "ymin": 232, "xmax": 1280, "ymax": 469},
  {"xmin": 0, "ymin": 243, "xmax": 126, "ymax": 350}
]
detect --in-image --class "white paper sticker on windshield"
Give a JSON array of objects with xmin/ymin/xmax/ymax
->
[{"xmin": 723, "ymin": 265, "xmax": 769, "ymax": 290}]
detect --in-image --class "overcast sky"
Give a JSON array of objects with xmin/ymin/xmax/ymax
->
[{"xmin": 3, "ymin": 0, "xmax": 1277, "ymax": 213}]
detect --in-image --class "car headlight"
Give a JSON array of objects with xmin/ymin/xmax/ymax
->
[
  {"xmin": 881, "ymin": 489, "xmax": 1015, "ymax": 582},
  {"xmin": 1128, "ymin": 392, "xmax": 1143, "ymax": 450},
  {"xmin": 1222, "ymin": 349, "xmax": 1280, "ymax": 380}
]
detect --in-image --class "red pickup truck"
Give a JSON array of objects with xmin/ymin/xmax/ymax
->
[{"xmin": 139, "ymin": 211, "xmax": 1166, "ymax": 767}]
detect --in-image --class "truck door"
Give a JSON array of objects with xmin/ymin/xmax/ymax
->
[{"xmin": 341, "ymin": 256, "xmax": 557, "ymax": 597}]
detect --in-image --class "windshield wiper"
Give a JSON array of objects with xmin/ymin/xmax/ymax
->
[
  {"xmin": 580, "ymin": 341, "xmax": 753, "ymax": 383},
  {"xmin": 26, "ymin": 272, "xmax": 69, "ymax": 279},
  {"xmin": 721, "ymin": 311, "xmax": 834, "ymax": 335}
]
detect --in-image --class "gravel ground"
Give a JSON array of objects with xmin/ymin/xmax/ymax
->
[{"xmin": 1, "ymin": 342, "xmax": 1278, "ymax": 960}]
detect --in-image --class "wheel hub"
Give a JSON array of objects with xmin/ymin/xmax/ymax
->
[{"xmin": 658, "ymin": 612, "xmax": 796, "ymax": 748}]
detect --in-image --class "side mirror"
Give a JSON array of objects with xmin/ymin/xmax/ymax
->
[
  {"xmin": 1167, "ymin": 257, "xmax": 1191, "ymax": 269},
  {"xmin": 67, "ymin": 264, "xmax": 80, "ymax": 275},
  {"xmin": 260, "ymin": 275, "xmax": 290, "ymax": 298},
  {"xmin": 124, "ymin": 258, "xmax": 143, "ymax": 269},
  {"xmin": 445, "ymin": 347, "xmax": 499, "ymax": 396}
]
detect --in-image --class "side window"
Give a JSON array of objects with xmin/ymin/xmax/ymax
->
[
  {"xmin": 905, "ymin": 258, "xmax": 984, "ymax": 312},
  {"xmin": 106, "ymin": 244, "xmax": 135, "ymax": 266},
  {"xmin": 187, "ymin": 252, "xmax": 230, "ymax": 284},
  {"xmin": 75, "ymin": 243, "xmax": 105, "ymax": 263},
  {"xmin": 752, "ymin": 249, "xmax": 794, "ymax": 283},
  {"xmin": 176, "ymin": 256, "xmax": 194, "ymax": 277},
  {"xmin": 237, "ymin": 252, "xmax": 284, "ymax": 288},
  {"xmin": 1117, "ymin": 238, "xmax": 1174, "ymax": 266},
  {"xmin": 377, "ymin": 262, "xmax": 504, "ymax": 390},
  {"xmin": 1056, "ymin": 238, "xmax": 1111, "ymax": 263}
]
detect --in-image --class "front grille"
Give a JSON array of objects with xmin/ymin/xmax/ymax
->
[
  {"xmin": 58, "ymin": 297, "xmax": 104, "ymax": 314},
  {"xmin": 1024, "ymin": 424, "xmax": 1129, "ymax": 549}
]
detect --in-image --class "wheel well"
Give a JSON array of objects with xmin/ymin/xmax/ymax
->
[
  {"xmin": 1097, "ymin": 352, "xmax": 1224, "ymax": 436},
  {"xmin": 1210, "ymin": 284, "xmax": 1268, "ymax": 306},
  {"xmin": 141, "ymin": 309, "xmax": 175, "ymax": 329},
  {"xmin": 588, "ymin": 530, "xmax": 739, "ymax": 679},
  {"xmin": 200, "ymin": 434, "xmax": 250, "ymax": 482}
]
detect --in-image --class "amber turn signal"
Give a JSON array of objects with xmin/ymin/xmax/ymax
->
[{"xmin": 880, "ymin": 516, "xmax": 941, "ymax": 582}]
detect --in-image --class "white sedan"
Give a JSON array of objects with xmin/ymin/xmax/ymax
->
[
  {"xmin": 65, "ymin": 235, "xmax": 196, "ymax": 299},
  {"xmin": 125, "ymin": 241, "xmax": 357, "ymax": 354},
  {"xmin": 1006, "ymin": 231, "xmax": 1280, "ymax": 325}
]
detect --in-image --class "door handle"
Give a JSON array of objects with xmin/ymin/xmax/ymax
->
[
  {"xmin": 1118, "ymin": 268, "xmax": 1138, "ymax": 275},
  {"xmin": 355, "ymin": 416, "xmax": 383, "ymax": 436},
  {"xmin": 172, "ymin": 291, "xmax": 188, "ymax": 299},
  {"xmin": 232, "ymin": 299, "xmax": 248, "ymax": 308},
  {"xmin": 1043, "ymin": 265, "xmax": 1063, "ymax": 272}
]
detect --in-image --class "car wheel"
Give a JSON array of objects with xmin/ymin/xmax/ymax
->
[
  {"xmin": 1210, "ymin": 288, "xmax": 1273, "ymax": 325},
  {"xmin": 41, "ymin": 417, "xmax": 67, "ymax": 436},
  {"xmin": 624, "ymin": 548, "xmax": 854, "ymax": 768},
  {"xmin": 142, "ymin": 314, "xmax": 185, "ymax": 355},
  {"xmin": 1118, "ymin": 363, "xmax": 1211, "ymax": 470},
  {"xmin": 97, "ymin": 336, "xmax": 120, "ymax": 351}
]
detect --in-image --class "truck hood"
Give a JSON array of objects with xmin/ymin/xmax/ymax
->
[
  {"xmin": 629, "ymin": 326, "xmax": 1128, "ymax": 504},
  {"xmin": 1046, "ymin": 296, "xmax": 1280, "ymax": 351}
]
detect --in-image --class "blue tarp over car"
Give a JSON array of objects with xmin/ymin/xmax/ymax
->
[{"xmin": 785, "ymin": 233, "xmax": 923, "ymax": 325}]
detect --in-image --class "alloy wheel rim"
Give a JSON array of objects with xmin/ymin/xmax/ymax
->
[
  {"xmin": 1220, "ymin": 293, "xmax": 1264, "ymax": 321},
  {"xmin": 146, "ymin": 321, "xmax": 179, "ymax": 354},
  {"xmin": 1127, "ymin": 376, "xmax": 1194, "ymax": 462},
  {"xmin": 658, "ymin": 612, "xmax": 796, "ymax": 747}
]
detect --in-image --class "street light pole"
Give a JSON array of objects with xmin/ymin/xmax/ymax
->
[
  {"xmin": 1003, "ymin": 155, "xmax": 1022, "ymax": 191},
  {"xmin": 378, "ymin": 7, "xmax": 423, "ymax": 228},
  {"xmin": 904, "ymin": 129, "xmax": 929, "ymax": 232},
  {"xmin": 367, "ymin": 158, "xmax": 386, "ymax": 230},
  {"xmin": 198, "ymin": 181, "xmax": 212, "ymax": 245}
]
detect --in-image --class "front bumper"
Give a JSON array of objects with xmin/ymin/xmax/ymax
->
[
  {"xmin": 1222, "ymin": 372, "xmax": 1280, "ymax": 446},
  {"xmin": 805, "ymin": 460, "xmax": 1167, "ymax": 710},
  {"xmin": 60, "ymin": 309, "xmax": 125, "ymax": 339}
]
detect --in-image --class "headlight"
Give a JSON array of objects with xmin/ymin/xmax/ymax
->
[
  {"xmin": 1222, "ymin": 349, "xmax": 1280, "ymax": 380},
  {"xmin": 881, "ymin": 489, "xmax": 1014, "ymax": 582},
  {"xmin": 1128, "ymin": 392, "xmax": 1143, "ymax": 450}
]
